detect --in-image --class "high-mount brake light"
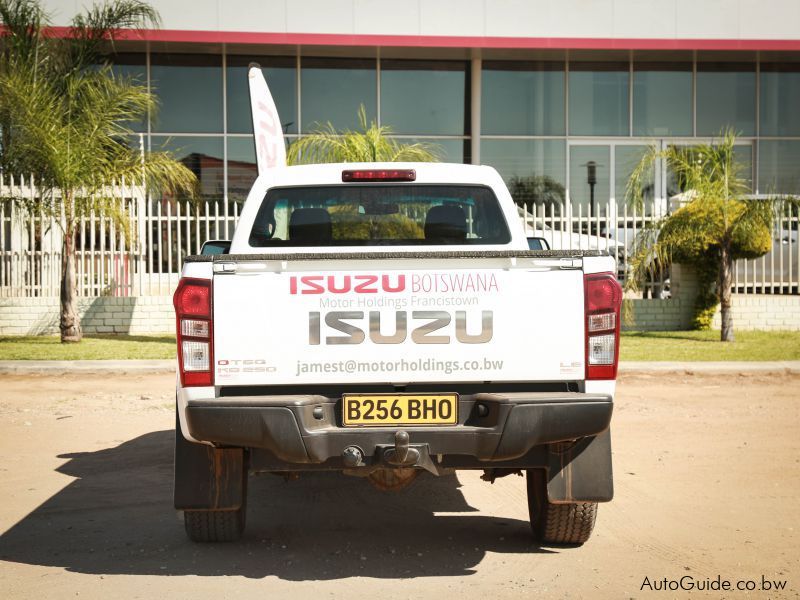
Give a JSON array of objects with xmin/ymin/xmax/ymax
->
[
  {"xmin": 342, "ymin": 169, "xmax": 416, "ymax": 182},
  {"xmin": 174, "ymin": 278, "xmax": 213, "ymax": 387},
  {"xmin": 584, "ymin": 272, "xmax": 622, "ymax": 380}
]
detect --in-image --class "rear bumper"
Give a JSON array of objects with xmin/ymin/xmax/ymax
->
[{"xmin": 184, "ymin": 391, "xmax": 612, "ymax": 466}]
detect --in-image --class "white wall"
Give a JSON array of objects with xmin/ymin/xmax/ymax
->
[
  {"xmin": 42, "ymin": 0, "xmax": 800, "ymax": 41},
  {"xmin": 0, "ymin": 297, "xmax": 174, "ymax": 335}
]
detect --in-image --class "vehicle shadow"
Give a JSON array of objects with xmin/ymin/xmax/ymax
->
[{"xmin": 0, "ymin": 430, "xmax": 554, "ymax": 580}]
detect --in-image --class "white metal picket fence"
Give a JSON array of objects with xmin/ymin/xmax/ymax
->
[
  {"xmin": 1, "ymin": 174, "xmax": 797, "ymax": 298},
  {"xmin": 0, "ymin": 174, "xmax": 240, "ymax": 297}
]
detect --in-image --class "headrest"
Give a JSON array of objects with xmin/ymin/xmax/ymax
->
[
  {"xmin": 424, "ymin": 205, "xmax": 467, "ymax": 242},
  {"xmin": 289, "ymin": 208, "xmax": 332, "ymax": 243}
]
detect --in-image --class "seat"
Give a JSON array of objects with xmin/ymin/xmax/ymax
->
[
  {"xmin": 289, "ymin": 208, "xmax": 332, "ymax": 243},
  {"xmin": 424, "ymin": 205, "xmax": 467, "ymax": 242}
]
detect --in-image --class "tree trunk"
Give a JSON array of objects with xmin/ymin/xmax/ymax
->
[
  {"xmin": 60, "ymin": 215, "xmax": 82, "ymax": 343},
  {"xmin": 718, "ymin": 245, "xmax": 734, "ymax": 342}
]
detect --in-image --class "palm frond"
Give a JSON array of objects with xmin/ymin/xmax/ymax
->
[
  {"xmin": 0, "ymin": 0, "xmax": 49, "ymax": 67},
  {"xmin": 287, "ymin": 104, "xmax": 441, "ymax": 165},
  {"xmin": 623, "ymin": 218, "xmax": 669, "ymax": 297},
  {"xmin": 68, "ymin": 0, "xmax": 160, "ymax": 68},
  {"xmin": 624, "ymin": 143, "xmax": 660, "ymax": 213},
  {"xmin": 0, "ymin": 2, "xmax": 196, "ymax": 229},
  {"xmin": 622, "ymin": 129, "xmax": 768, "ymax": 290}
]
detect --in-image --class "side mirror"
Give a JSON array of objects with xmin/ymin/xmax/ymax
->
[
  {"xmin": 527, "ymin": 237, "xmax": 550, "ymax": 251},
  {"xmin": 200, "ymin": 240, "xmax": 231, "ymax": 255}
]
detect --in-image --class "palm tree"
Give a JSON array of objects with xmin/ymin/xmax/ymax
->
[
  {"xmin": 287, "ymin": 105, "xmax": 440, "ymax": 164},
  {"xmin": 0, "ymin": 0, "xmax": 197, "ymax": 342},
  {"xmin": 625, "ymin": 130, "xmax": 778, "ymax": 342}
]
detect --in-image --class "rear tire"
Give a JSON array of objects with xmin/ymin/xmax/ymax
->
[
  {"xmin": 184, "ymin": 506, "xmax": 246, "ymax": 543},
  {"xmin": 526, "ymin": 469, "xmax": 597, "ymax": 545}
]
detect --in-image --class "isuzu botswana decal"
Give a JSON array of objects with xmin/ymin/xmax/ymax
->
[
  {"xmin": 289, "ymin": 272, "xmax": 500, "ymax": 295},
  {"xmin": 308, "ymin": 310, "xmax": 494, "ymax": 345}
]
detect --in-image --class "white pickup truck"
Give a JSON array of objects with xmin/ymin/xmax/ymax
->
[{"xmin": 173, "ymin": 162, "xmax": 621, "ymax": 545}]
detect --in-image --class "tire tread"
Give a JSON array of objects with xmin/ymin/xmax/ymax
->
[
  {"xmin": 539, "ymin": 501, "xmax": 597, "ymax": 544},
  {"xmin": 526, "ymin": 469, "xmax": 598, "ymax": 545},
  {"xmin": 184, "ymin": 508, "xmax": 245, "ymax": 543}
]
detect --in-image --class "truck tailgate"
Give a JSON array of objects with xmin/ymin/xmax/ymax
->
[{"xmin": 212, "ymin": 257, "xmax": 585, "ymax": 386}]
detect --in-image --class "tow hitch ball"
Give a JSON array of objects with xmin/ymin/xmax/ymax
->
[
  {"xmin": 384, "ymin": 430, "xmax": 420, "ymax": 466},
  {"xmin": 342, "ymin": 431, "xmax": 431, "ymax": 471}
]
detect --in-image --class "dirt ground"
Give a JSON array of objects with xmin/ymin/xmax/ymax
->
[{"xmin": 0, "ymin": 370, "xmax": 798, "ymax": 599}]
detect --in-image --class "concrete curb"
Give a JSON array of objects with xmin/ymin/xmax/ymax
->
[
  {"xmin": 618, "ymin": 361, "xmax": 800, "ymax": 374},
  {"xmin": 0, "ymin": 359, "xmax": 175, "ymax": 374},
  {"xmin": 1, "ymin": 359, "xmax": 798, "ymax": 375}
]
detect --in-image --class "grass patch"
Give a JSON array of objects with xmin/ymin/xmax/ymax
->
[
  {"xmin": 620, "ymin": 330, "xmax": 800, "ymax": 361},
  {"xmin": 0, "ymin": 330, "xmax": 797, "ymax": 362},
  {"xmin": 0, "ymin": 335, "xmax": 176, "ymax": 360}
]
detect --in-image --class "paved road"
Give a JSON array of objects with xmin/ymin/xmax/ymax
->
[{"xmin": 1, "ymin": 371, "xmax": 798, "ymax": 599}]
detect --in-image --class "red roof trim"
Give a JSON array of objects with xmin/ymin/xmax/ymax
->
[{"xmin": 43, "ymin": 27, "xmax": 800, "ymax": 51}]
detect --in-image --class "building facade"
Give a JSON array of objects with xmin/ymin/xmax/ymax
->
[{"xmin": 42, "ymin": 0, "xmax": 800, "ymax": 211}]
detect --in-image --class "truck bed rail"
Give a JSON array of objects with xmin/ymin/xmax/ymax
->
[{"xmin": 184, "ymin": 249, "xmax": 608, "ymax": 263}]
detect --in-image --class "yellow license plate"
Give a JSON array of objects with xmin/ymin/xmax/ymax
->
[{"xmin": 342, "ymin": 394, "xmax": 458, "ymax": 427}]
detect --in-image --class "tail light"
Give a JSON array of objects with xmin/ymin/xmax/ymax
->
[
  {"xmin": 584, "ymin": 272, "xmax": 622, "ymax": 380},
  {"xmin": 174, "ymin": 278, "xmax": 213, "ymax": 387}
]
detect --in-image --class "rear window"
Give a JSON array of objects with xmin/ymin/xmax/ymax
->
[{"xmin": 248, "ymin": 184, "xmax": 511, "ymax": 247}]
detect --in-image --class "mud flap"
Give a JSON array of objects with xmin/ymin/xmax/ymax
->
[
  {"xmin": 174, "ymin": 413, "xmax": 245, "ymax": 510},
  {"xmin": 546, "ymin": 429, "xmax": 613, "ymax": 503}
]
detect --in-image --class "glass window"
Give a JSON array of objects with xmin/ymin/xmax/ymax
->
[
  {"xmin": 568, "ymin": 62, "xmax": 629, "ymax": 136},
  {"xmin": 248, "ymin": 185, "xmax": 511, "ymax": 247},
  {"xmin": 569, "ymin": 145, "xmax": 610, "ymax": 214},
  {"xmin": 632, "ymin": 62, "xmax": 692, "ymax": 136},
  {"xmin": 615, "ymin": 145, "xmax": 652, "ymax": 205},
  {"xmin": 760, "ymin": 63, "xmax": 800, "ymax": 136},
  {"xmin": 481, "ymin": 61, "xmax": 565, "ymax": 136},
  {"xmin": 381, "ymin": 60, "xmax": 467, "ymax": 135},
  {"xmin": 734, "ymin": 144, "xmax": 754, "ymax": 191},
  {"xmin": 388, "ymin": 137, "xmax": 466, "ymax": 164},
  {"xmin": 227, "ymin": 56, "xmax": 297, "ymax": 135},
  {"xmin": 301, "ymin": 58, "xmax": 376, "ymax": 133},
  {"xmin": 227, "ymin": 135, "xmax": 293, "ymax": 202},
  {"xmin": 150, "ymin": 54, "xmax": 222, "ymax": 133},
  {"xmin": 759, "ymin": 140, "xmax": 800, "ymax": 194},
  {"xmin": 696, "ymin": 62, "xmax": 756, "ymax": 136},
  {"xmin": 481, "ymin": 139, "xmax": 566, "ymax": 206},
  {"xmin": 227, "ymin": 137, "xmax": 257, "ymax": 203},
  {"xmin": 151, "ymin": 136, "xmax": 224, "ymax": 199},
  {"xmin": 107, "ymin": 53, "xmax": 148, "ymax": 132},
  {"xmin": 664, "ymin": 144, "xmax": 688, "ymax": 200}
]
